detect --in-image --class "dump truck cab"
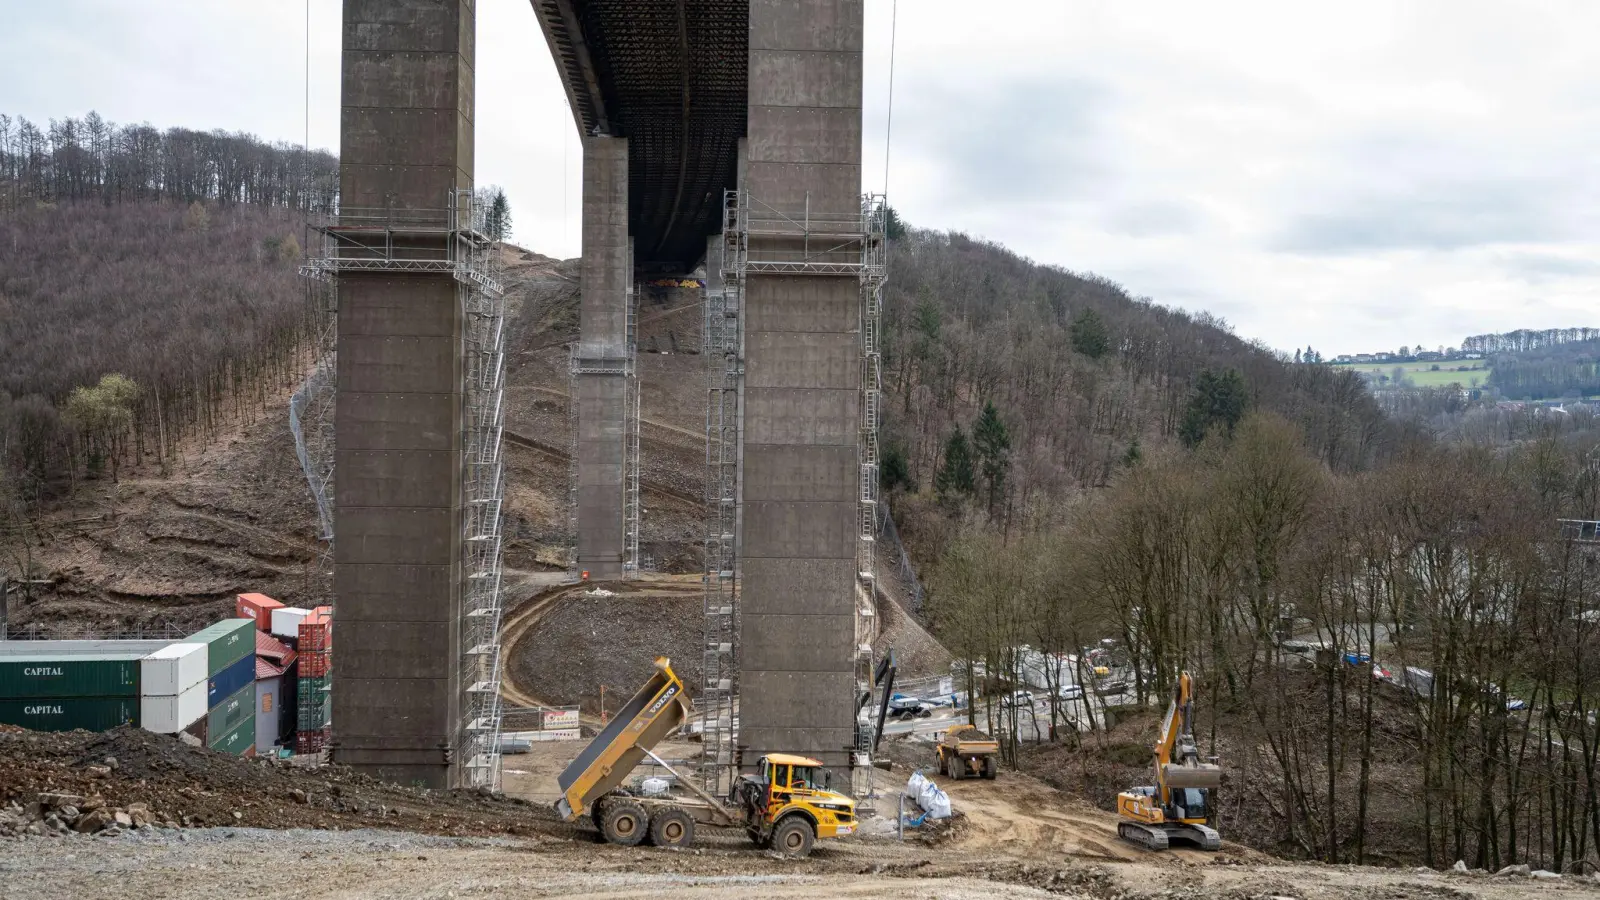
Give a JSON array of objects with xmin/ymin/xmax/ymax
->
[{"xmin": 736, "ymin": 753, "xmax": 857, "ymax": 850}]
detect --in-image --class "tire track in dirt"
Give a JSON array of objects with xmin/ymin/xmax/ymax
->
[{"xmin": 498, "ymin": 576, "xmax": 704, "ymax": 722}]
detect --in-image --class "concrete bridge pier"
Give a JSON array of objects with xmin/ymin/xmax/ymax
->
[
  {"xmin": 572, "ymin": 135, "xmax": 633, "ymax": 580},
  {"xmin": 331, "ymin": 0, "xmax": 475, "ymax": 789},
  {"xmin": 737, "ymin": 0, "xmax": 866, "ymax": 771}
]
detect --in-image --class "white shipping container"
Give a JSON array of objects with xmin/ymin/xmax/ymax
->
[
  {"xmin": 140, "ymin": 680, "xmax": 208, "ymax": 734},
  {"xmin": 139, "ymin": 642, "xmax": 208, "ymax": 696},
  {"xmin": 270, "ymin": 607, "xmax": 311, "ymax": 640}
]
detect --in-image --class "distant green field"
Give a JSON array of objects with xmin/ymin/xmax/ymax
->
[{"xmin": 1332, "ymin": 361, "xmax": 1491, "ymax": 388}]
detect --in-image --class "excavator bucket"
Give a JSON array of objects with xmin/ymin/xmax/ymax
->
[{"xmin": 1162, "ymin": 762, "xmax": 1222, "ymax": 789}]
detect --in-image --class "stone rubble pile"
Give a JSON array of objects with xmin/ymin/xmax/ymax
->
[{"xmin": 0, "ymin": 776, "xmax": 178, "ymax": 840}]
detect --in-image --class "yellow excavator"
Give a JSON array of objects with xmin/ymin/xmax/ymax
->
[{"xmin": 1115, "ymin": 670, "xmax": 1222, "ymax": 851}]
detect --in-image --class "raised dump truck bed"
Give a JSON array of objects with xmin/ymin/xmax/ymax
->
[
  {"xmin": 555, "ymin": 657, "xmax": 689, "ymax": 822},
  {"xmin": 937, "ymin": 724, "xmax": 999, "ymax": 780},
  {"xmin": 552, "ymin": 656, "xmax": 859, "ymax": 856}
]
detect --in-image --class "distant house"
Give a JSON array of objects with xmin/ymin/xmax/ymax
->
[
  {"xmin": 1375, "ymin": 352, "xmax": 1396, "ymax": 362},
  {"xmin": 1463, "ymin": 352, "xmax": 1484, "ymax": 360},
  {"xmin": 1354, "ymin": 354, "xmax": 1376, "ymax": 364},
  {"xmin": 1334, "ymin": 354, "xmax": 1354, "ymax": 364}
]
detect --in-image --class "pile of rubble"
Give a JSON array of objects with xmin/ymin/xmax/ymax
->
[{"xmin": 1, "ymin": 763, "xmax": 176, "ymax": 839}]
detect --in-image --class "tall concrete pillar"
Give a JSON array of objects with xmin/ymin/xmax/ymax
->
[
  {"xmin": 331, "ymin": 0, "xmax": 474, "ymax": 788},
  {"xmin": 738, "ymin": 0, "xmax": 864, "ymax": 770},
  {"xmin": 574, "ymin": 136, "xmax": 631, "ymax": 579}
]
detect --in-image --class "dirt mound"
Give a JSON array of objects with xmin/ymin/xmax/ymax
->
[
  {"xmin": 0, "ymin": 727, "xmax": 552, "ymax": 837},
  {"xmin": 507, "ymin": 584, "xmax": 704, "ymax": 713}
]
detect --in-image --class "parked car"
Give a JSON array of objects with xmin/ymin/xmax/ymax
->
[
  {"xmin": 999, "ymin": 690, "xmax": 1035, "ymax": 708},
  {"xmin": 1055, "ymin": 685, "xmax": 1085, "ymax": 701}
]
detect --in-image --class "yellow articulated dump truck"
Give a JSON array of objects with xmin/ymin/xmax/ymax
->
[
  {"xmin": 936, "ymin": 724, "xmax": 999, "ymax": 780},
  {"xmin": 554, "ymin": 657, "xmax": 858, "ymax": 857}
]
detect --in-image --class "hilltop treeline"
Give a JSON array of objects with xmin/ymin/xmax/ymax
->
[
  {"xmin": 0, "ymin": 112, "xmax": 337, "ymax": 212},
  {"xmin": 1489, "ymin": 339, "xmax": 1600, "ymax": 401},
  {"xmin": 880, "ymin": 226, "xmax": 1394, "ymax": 541},
  {"xmin": 1464, "ymin": 327, "xmax": 1600, "ymax": 356},
  {"xmin": 930, "ymin": 413, "xmax": 1600, "ymax": 870},
  {"xmin": 0, "ymin": 202, "xmax": 316, "ymax": 506}
]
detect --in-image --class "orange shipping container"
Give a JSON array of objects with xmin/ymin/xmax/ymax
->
[
  {"xmin": 298, "ymin": 609, "xmax": 332, "ymax": 652},
  {"xmin": 236, "ymin": 593, "xmax": 284, "ymax": 631}
]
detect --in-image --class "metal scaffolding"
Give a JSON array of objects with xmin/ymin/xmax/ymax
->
[
  {"xmin": 301, "ymin": 190, "xmax": 508, "ymax": 790},
  {"xmin": 700, "ymin": 212, "xmax": 743, "ymax": 791},
  {"xmin": 702, "ymin": 190, "xmax": 889, "ymax": 787}
]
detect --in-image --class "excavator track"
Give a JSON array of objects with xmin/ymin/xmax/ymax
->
[{"xmin": 1118, "ymin": 821, "xmax": 1169, "ymax": 851}]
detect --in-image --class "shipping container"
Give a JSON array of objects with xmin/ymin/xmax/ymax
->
[
  {"xmin": 139, "ymin": 642, "xmax": 206, "ymax": 696},
  {"xmin": 185, "ymin": 619, "xmax": 255, "ymax": 677},
  {"xmin": 270, "ymin": 607, "xmax": 311, "ymax": 640},
  {"xmin": 206, "ymin": 681, "xmax": 255, "ymax": 740},
  {"xmin": 236, "ymin": 593, "xmax": 283, "ymax": 631},
  {"xmin": 299, "ymin": 651, "xmax": 330, "ymax": 678},
  {"xmin": 209, "ymin": 712, "xmax": 255, "ymax": 756},
  {"xmin": 0, "ymin": 640, "xmax": 169, "ymax": 658},
  {"xmin": 0, "ymin": 697, "xmax": 139, "ymax": 731},
  {"xmin": 298, "ymin": 608, "xmax": 332, "ymax": 652},
  {"xmin": 295, "ymin": 728, "xmax": 327, "ymax": 755},
  {"xmin": 207, "ymin": 652, "xmax": 254, "ymax": 708},
  {"xmin": 0, "ymin": 645, "xmax": 164, "ymax": 700},
  {"xmin": 140, "ymin": 680, "xmax": 207, "ymax": 734}
]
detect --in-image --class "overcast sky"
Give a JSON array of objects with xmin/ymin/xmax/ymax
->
[{"xmin": 4, "ymin": 1, "xmax": 1597, "ymax": 356}]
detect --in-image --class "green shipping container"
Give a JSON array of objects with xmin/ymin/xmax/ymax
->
[
  {"xmin": 297, "ymin": 675, "xmax": 330, "ymax": 729},
  {"xmin": 185, "ymin": 619, "xmax": 255, "ymax": 677},
  {"xmin": 206, "ymin": 681, "xmax": 255, "ymax": 740},
  {"xmin": 0, "ymin": 652, "xmax": 148, "ymax": 700},
  {"xmin": 209, "ymin": 712, "xmax": 255, "ymax": 756},
  {"xmin": 0, "ymin": 697, "xmax": 139, "ymax": 731}
]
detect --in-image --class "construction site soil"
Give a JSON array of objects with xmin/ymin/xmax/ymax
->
[
  {"xmin": 506, "ymin": 581, "xmax": 707, "ymax": 714},
  {"xmin": 6, "ymin": 726, "xmax": 1596, "ymax": 899}
]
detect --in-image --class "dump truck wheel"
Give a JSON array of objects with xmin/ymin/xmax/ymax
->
[
  {"xmin": 937, "ymin": 752, "xmax": 948, "ymax": 778},
  {"xmin": 601, "ymin": 798, "xmax": 647, "ymax": 846},
  {"xmin": 771, "ymin": 815, "xmax": 815, "ymax": 857},
  {"xmin": 982, "ymin": 756, "xmax": 996, "ymax": 780},
  {"xmin": 648, "ymin": 807, "xmax": 695, "ymax": 849}
]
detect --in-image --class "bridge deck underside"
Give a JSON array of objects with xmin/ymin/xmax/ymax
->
[{"xmin": 535, "ymin": 0, "xmax": 748, "ymax": 273}]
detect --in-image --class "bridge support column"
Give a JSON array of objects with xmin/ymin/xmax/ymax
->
[
  {"xmin": 573, "ymin": 135, "xmax": 632, "ymax": 580},
  {"xmin": 330, "ymin": 0, "xmax": 476, "ymax": 788},
  {"xmin": 737, "ymin": 0, "xmax": 865, "ymax": 772}
]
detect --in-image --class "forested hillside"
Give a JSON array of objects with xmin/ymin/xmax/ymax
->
[
  {"xmin": 1488, "ymin": 338, "xmax": 1600, "ymax": 400},
  {"xmin": 879, "ymin": 225, "xmax": 1394, "ymax": 557},
  {"xmin": 0, "ymin": 112, "xmax": 330, "ymax": 515}
]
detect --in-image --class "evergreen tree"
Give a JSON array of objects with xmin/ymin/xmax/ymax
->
[
  {"xmin": 483, "ymin": 187, "xmax": 512, "ymax": 242},
  {"xmin": 1178, "ymin": 368, "xmax": 1249, "ymax": 448},
  {"xmin": 971, "ymin": 401, "xmax": 1011, "ymax": 515},
  {"xmin": 936, "ymin": 426, "xmax": 977, "ymax": 503},
  {"xmin": 1122, "ymin": 436, "xmax": 1142, "ymax": 468},
  {"xmin": 881, "ymin": 442, "xmax": 913, "ymax": 493},
  {"xmin": 1069, "ymin": 308, "xmax": 1110, "ymax": 359},
  {"xmin": 884, "ymin": 205, "xmax": 908, "ymax": 240}
]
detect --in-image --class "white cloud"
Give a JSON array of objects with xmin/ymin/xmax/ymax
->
[{"xmin": 5, "ymin": 0, "xmax": 1598, "ymax": 355}]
